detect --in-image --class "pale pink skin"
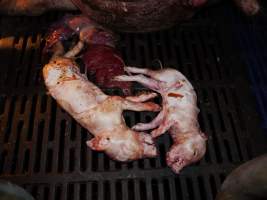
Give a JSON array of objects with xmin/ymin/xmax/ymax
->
[
  {"xmin": 43, "ymin": 15, "xmax": 161, "ymax": 162},
  {"xmin": 43, "ymin": 47, "xmax": 161, "ymax": 162},
  {"xmin": 115, "ymin": 67, "xmax": 207, "ymax": 173}
]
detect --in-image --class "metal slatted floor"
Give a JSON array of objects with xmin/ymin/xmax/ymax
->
[{"xmin": 0, "ymin": 8, "xmax": 266, "ymax": 200}]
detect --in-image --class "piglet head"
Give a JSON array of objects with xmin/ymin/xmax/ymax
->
[
  {"xmin": 166, "ymin": 132, "xmax": 207, "ymax": 173},
  {"xmin": 87, "ymin": 131, "xmax": 157, "ymax": 162}
]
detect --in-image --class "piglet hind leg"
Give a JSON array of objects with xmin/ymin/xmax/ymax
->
[
  {"xmin": 124, "ymin": 66, "xmax": 161, "ymax": 80},
  {"xmin": 114, "ymin": 74, "xmax": 161, "ymax": 91},
  {"xmin": 125, "ymin": 66, "xmax": 152, "ymax": 75},
  {"xmin": 132, "ymin": 108, "xmax": 165, "ymax": 131}
]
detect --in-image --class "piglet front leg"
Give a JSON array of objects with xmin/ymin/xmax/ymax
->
[
  {"xmin": 125, "ymin": 92, "xmax": 158, "ymax": 102},
  {"xmin": 115, "ymin": 74, "xmax": 170, "ymax": 136}
]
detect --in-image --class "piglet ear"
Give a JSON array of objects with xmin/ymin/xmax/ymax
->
[
  {"xmin": 200, "ymin": 132, "xmax": 208, "ymax": 140},
  {"xmin": 86, "ymin": 136, "xmax": 110, "ymax": 151}
]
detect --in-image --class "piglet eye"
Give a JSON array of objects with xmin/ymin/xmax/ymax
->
[
  {"xmin": 193, "ymin": 150, "xmax": 197, "ymax": 156},
  {"xmin": 106, "ymin": 137, "xmax": 110, "ymax": 141}
]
